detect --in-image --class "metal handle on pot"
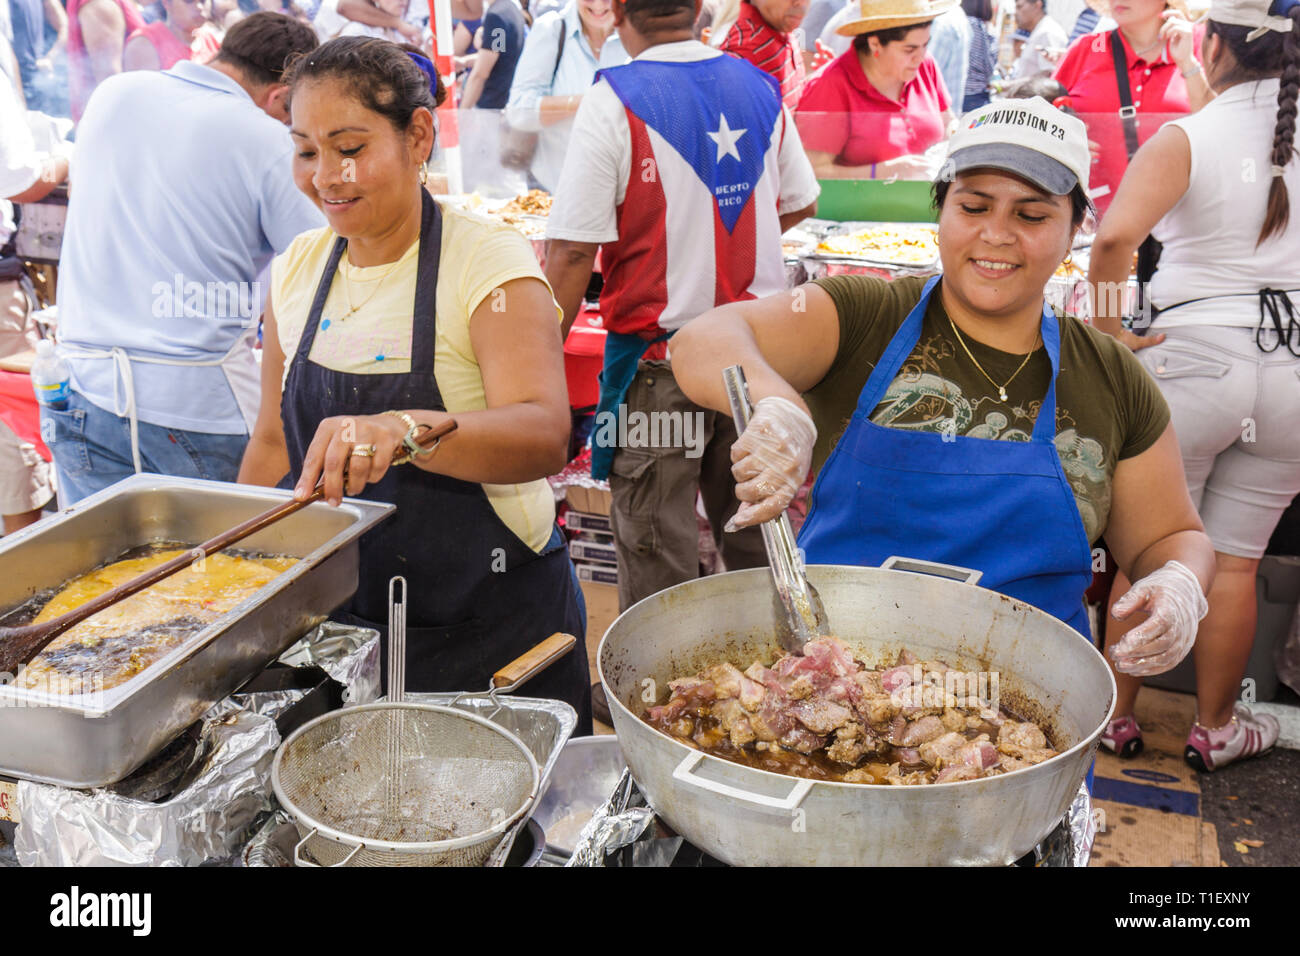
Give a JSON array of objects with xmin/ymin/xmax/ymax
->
[
  {"xmin": 672, "ymin": 750, "xmax": 813, "ymax": 813},
  {"xmin": 880, "ymin": 556, "xmax": 983, "ymax": 587},
  {"xmin": 293, "ymin": 828, "xmax": 364, "ymax": 868}
]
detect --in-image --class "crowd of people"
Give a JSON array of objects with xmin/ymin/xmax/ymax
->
[{"xmin": 0, "ymin": 0, "xmax": 1297, "ymax": 775}]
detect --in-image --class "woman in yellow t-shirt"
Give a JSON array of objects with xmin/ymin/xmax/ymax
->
[{"xmin": 238, "ymin": 38, "xmax": 590, "ymax": 731}]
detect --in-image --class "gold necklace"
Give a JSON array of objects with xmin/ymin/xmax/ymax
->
[
  {"xmin": 948, "ymin": 315, "xmax": 1041, "ymax": 403},
  {"xmin": 339, "ymin": 255, "xmax": 402, "ymax": 320}
]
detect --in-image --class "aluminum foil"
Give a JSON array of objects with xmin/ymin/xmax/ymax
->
[
  {"xmin": 564, "ymin": 769, "xmax": 655, "ymax": 867},
  {"xmin": 565, "ymin": 774, "xmax": 1096, "ymax": 867},
  {"xmin": 13, "ymin": 622, "xmax": 380, "ymax": 868},
  {"xmin": 276, "ymin": 621, "xmax": 381, "ymax": 705},
  {"xmin": 240, "ymin": 811, "xmax": 295, "ymax": 867},
  {"xmin": 14, "ymin": 712, "xmax": 278, "ymax": 867},
  {"xmin": 205, "ymin": 623, "xmax": 380, "ymax": 724}
]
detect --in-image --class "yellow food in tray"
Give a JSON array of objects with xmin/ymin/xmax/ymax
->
[
  {"xmin": 17, "ymin": 549, "xmax": 296, "ymax": 693},
  {"xmin": 816, "ymin": 224, "xmax": 939, "ymax": 265}
]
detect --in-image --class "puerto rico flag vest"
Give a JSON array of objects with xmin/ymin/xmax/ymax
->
[{"xmin": 596, "ymin": 54, "xmax": 790, "ymax": 344}]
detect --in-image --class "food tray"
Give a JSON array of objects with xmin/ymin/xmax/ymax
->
[
  {"xmin": 0, "ymin": 475, "xmax": 392, "ymax": 788},
  {"xmin": 812, "ymin": 221, "xmax": 941, "ymax": 270}
]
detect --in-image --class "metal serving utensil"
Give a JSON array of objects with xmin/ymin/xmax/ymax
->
[{"xmin": 722, "ymin": 365, "xmax": 831, "ymax": 655}]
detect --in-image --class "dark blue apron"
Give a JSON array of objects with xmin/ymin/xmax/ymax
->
[
  {"xmin": 799, "ymin": 275, "xmax": 1094, "ymax": 637},
  {"xmin": 281, "ymin": 191, "xmax": 591, "ymax": 734}
]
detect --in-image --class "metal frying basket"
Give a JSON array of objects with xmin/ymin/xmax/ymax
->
[
  {"xmin": 271, "ymin": 578, "xmax": 575, "ymax": 867},
  {"xmin": 273, "ymin": 701, "xmax": 539, "ymax": 867}
]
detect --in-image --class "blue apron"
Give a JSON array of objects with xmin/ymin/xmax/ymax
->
[
  {"xmin": 280, "ymin": 191, "xmax": 591, "ymax": 734},
  {"xmin": 799, "ymin": 275, "xmax": 1094, "ymax": 638},
  {"xmin": 589, "ymin": 329, "xmax": 671, "ymax": 480}
]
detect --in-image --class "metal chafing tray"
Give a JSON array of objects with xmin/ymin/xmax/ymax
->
[{"xmin": 0, "ymin": 474, "xmax": 393, "ymax": 789}]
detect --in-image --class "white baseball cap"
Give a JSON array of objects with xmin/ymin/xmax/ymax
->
[
  {"xmin": 940, "ymin": 97, "xmax": 1091, "ymax": 196},
  {"xmin": 1209, "ymin": 0, "xmax": 1296, "ymax": 40}
]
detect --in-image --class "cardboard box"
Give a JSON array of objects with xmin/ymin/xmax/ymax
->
[
  {"xmin": 580, "ymin": 577, "xmax": 621, "ymax": 688},
  {"xmin": 570, "ymin": 533, "xmax": 618, "ymax": 566},
  {"xmin": 566, "ymin": 510, "xmax": 612, "ymax": 535},
  {"xmin": 565, "ymin": 484, "xmax": 612, "ymax": 517},
  {"xmin": 576, "ymin": 562, "xmax": 619, "ymax": 587}
]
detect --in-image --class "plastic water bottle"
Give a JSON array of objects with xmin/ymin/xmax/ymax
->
[{"xmin": 30, "ymin": 340, "xmax": 72, "ymax": 411}]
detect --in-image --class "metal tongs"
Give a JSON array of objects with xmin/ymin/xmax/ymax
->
[{"xmin": 723, "ymin": 365, "xmax": 831, "ymax": 655}]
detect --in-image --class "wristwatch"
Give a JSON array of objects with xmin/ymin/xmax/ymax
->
[{"xmin": 383, "ymin": 410, "xmax": 438, "ymax": 465}]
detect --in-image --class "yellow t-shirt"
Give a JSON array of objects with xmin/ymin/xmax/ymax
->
[{"xmin": 270, "ymin": 201, "xmax": 560, "ymax": 553}]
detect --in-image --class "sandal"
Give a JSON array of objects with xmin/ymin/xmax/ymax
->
[{"xmin": 1100, "ymin": 714, "xmax": 1144, "ymax": 757}]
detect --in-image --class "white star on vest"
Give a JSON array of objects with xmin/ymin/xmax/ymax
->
[{"xmin": 707, "ymin": 113, "xmax": 747, "ymax": 163}]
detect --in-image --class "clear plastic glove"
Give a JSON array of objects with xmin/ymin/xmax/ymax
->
[
  {"xmin": 1109, "ymin": 560, "xmax": 1208, "ymax": 677},
  {"xmin": 724, "ymin": 396, "xmax": 816, "ymax": 532}
]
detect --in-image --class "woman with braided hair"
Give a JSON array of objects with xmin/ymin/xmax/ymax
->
[{"xmin": 1089, "ymin": 0, "xmax": 1300, "ymax": 771}]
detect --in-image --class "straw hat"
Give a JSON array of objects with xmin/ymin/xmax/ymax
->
[{"xmin": 835, "ymin": 0, "xmax": 960, "ymax": 36}]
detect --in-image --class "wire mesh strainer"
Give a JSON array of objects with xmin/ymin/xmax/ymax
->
[
  {"xmin": 272, "ymin": 577, "xmax": 543, "ymax": 867},
  {"xmin": 273, "ymin": 702, "xmax": 540, "ymax": 866}
]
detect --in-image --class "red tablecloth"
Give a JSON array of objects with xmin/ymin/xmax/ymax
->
[{"xmin": 0, "ymin": 370, "xmax": 51, "ymax": 460}]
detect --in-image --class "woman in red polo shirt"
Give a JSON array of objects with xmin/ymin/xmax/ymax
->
[
  {"xmin": 795, "ymin": 0, "xmax": 958, "ymax": 179},
  {"xmin": 1053, "ymin": 0, "xmax": 1213, "ymax": 213},
  {"xmin": 124, "ymin": 0, "xmax": 219, "ymax": 71}
]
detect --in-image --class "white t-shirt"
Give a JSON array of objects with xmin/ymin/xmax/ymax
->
[
  {"xmin": 1149, "ymin": 78, "xmax": 1300, "ymax": 326},
  {"xmin": 1013, "ymin": 14, "xmax": 1068, "ymax": 78},
  {"xmin": 818, "ymin": 1, "xmax": 857, "ymax": 58},
  {"xmin": 339, "ymin": 19, "xmax": 404, "ymax": 41},
  {"xmin": 1, "ymin": 64, "xmax": 44, "ymax": 246},
  {"xmin": 313, "ymin": 0, "xmax": 347, "ymax": 38}
]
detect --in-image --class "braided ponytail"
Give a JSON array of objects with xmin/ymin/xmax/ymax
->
[{"xmin": 1259, "ymin": 6, "xmax": 1300, "ymax": 244}]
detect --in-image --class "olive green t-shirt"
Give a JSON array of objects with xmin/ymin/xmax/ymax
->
[{"xmin": 807, "ymin": 275, "xmax": 1170, "ymax": 544}]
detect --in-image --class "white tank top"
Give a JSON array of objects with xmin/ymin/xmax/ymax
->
[{"xmin": 1148, "ymin": 78, "xmax": 1300, "ymax": 328}]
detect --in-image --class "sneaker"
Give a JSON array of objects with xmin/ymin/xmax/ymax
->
[
  {"xmin": 1100, "ymin": 715, "xmax": 1144, "ymax": 757},
  {"xmin": 1184, "ymin": 704, "xmax": 1280, "ymax": 772}
]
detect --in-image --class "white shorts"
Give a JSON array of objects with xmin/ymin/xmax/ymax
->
[
  {"xmin": 1138, "ymin": 324, "xmax": 1300, "ymax": 559},
  {"xmin": 0, "ymin": 417, "xmax": 54, "ymax": 515},
  {"xmin": 0, "ymin": 279, "xmax": 53, "ymax": 516}
]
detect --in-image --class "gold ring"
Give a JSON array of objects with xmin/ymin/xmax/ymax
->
[{"xmin": 350, "ymin": 443, "xmax": 377, "ymax": 458}]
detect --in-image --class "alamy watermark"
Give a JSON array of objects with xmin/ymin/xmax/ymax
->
[
  {"xmin": 151, "ymin": 274, "xmax": 261, "ymax": 326},
  {"xmin": 887, "ymin": 664, "xmax": 1001, "ymax": 712},
  {"xmin": 593, "ymin": 405, "xmax": 707, "ymax": 459}
]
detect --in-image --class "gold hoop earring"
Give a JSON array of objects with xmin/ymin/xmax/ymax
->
[
  {"xmin": 419, "ymin": 163, "xmax": 428, "ymax": 185},
  {"xmin": 1062, "ymin": 253, "xmax": 1072, "ymax": 267}
]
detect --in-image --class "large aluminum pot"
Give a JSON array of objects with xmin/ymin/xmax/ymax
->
[{"xmin": 598, "ymin": 559, "xmax": 1115, "ymax": 866}]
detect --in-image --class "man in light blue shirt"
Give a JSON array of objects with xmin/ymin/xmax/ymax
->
[
  {"xmin": 44, "ymin": 11, "xmax": 323, "ymax": 505},
  {"xmin": 926, "ymin": 4, "xmax": 970, "ymax": 112},
  {"xmin": 505, "ymin": 0, "xmax": 628, "ymax": 192}
]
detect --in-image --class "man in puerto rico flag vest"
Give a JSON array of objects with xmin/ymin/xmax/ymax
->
[{"xmin": 546, "ymin": 0, "xmax": 820, "ymax": 613}]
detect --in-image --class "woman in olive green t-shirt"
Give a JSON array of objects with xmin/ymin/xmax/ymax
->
[{"xmin": 671, "ymin": 98, "xmax": 1215, "ymax": 688}]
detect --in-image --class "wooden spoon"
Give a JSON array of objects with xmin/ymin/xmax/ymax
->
[{"xmin": 0, "ymin": 417, "xmax": 458, "ymax": 677}]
